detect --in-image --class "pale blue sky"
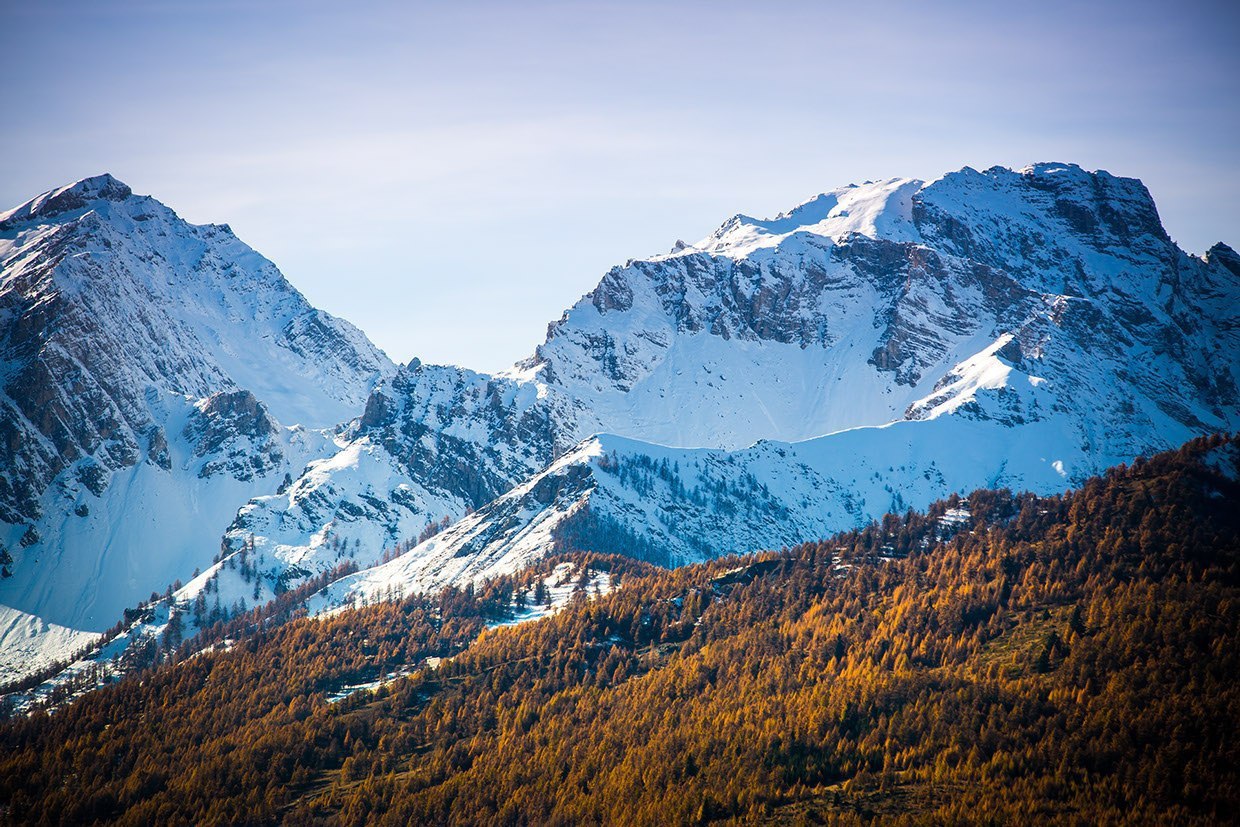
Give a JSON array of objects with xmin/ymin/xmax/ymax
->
[{"xmin": 2, "ymin": 0, "xmax": 1237, "ymax": 371}]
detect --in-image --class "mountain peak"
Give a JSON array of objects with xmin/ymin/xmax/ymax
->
[
  {"xmin": 676, "ymin": 177, "xmax": 923, "ymax": 259},
  {"xmin": 60, "ymin": 172, "xmax": 132, "ymax": 199},
  {"xmin": 1206, "ymin": 242, "xmax": 1240, "ymax": 277},
  {"xmin": 1017, "ymin": 161, "xmax": 1089, "ymax": 177},
  {"xmin": 0, "ymin": 173, "xmax": 134, "ymax": 230}
]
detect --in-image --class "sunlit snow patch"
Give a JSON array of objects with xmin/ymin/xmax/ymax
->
[{"xmin": 488, "ymin": 561, "xmax": 614, "ymax": 629}]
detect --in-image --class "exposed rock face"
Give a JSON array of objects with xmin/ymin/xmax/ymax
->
[
  {"xmin": 357, "ymin": 363, "xmax": 581, "ymax": 508},
  {"xmin": 183, "ymin": 391, "xmax": 283, "ymax": 481},
  {"xmin": 0, "ymin": 175, "xmax": 393, "ymax": 666},
  {"xmin": 1206, "ymin": 242, "xmax": 1240, "ymax": 278}
]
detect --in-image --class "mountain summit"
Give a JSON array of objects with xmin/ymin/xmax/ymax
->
[
  {"xmin": 0, "ymin": 175, "xmax": 393, "ymax": 676},
  {"xmin": 0, "ymin": 173, "xmax": 133, "ymax": 229}
]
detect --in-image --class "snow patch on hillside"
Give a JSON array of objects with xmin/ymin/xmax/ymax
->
[
  {"xmin": 488, "ymin": 561, "xmax": 614, "ymax": 629},
  {"xmin": 0, "ymin": 606, "xmax": 97, "ymax": 682}
]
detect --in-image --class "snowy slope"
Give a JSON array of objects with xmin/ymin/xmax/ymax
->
[
  {"xmin": 516, "ymin": 163, "xmax": 1236, "ymax": 448},
  {"xmin": 5, "ymin": 163, "xmax": 1238, "ymax": 685},
  {"xmin": 209, "ymin": 361, "xmax": 590, "ymax": 592},
  {"xmin": 325, "ymin": 330, "xmax": 1222, "ymax": 608},
  {"xmin": 278, "ymin": 163, "xmax": 1239, "ymax": 607},
  {"xmin": 315, "ymin": 416, "xmax": 1052, "ymax": 608},
  {"xmin": 0, "ymin": 175, "xmax": 394, "ymax": 679}
]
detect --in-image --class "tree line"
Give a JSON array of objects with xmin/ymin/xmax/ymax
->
[{"xmin": 0, "ymin": 434, "xmax": 1235, "ymax": 825}]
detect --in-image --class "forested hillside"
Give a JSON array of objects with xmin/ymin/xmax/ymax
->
[{"xmin": 1, "ymin": 435, "xmax": 1236, "ymax": 825}]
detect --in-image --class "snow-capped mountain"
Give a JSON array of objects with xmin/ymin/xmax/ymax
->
[
  {"xmin": 217, "ymin": 172, "xmax": 1042, "ymax": 581},
  {"xmin": 235, "ymin": 163, "xmax": 1238, "ymax": 608},
  {"xmin": 0, "ymin": 175, "xmax": 393, "ymax": 677},
  {"xmin": 522, "ymin": 163, "xmax": 1235, "ymax": 448},
  {"xmin": 4, "ymin": 163, "xmax": 1237, "ymax": 685}
]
